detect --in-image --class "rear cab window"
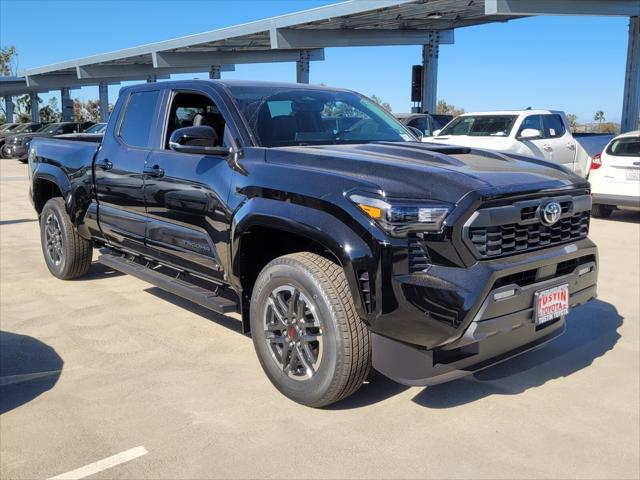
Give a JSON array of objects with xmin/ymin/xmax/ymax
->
[{"xmin": 119, "ymin": 90, "xmax": 160, "ymax": 148}]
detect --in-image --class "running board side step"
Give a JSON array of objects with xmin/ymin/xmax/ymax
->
[{"xmin": 98, "ymin": 253, "xmax": 237, "ymax": 314}]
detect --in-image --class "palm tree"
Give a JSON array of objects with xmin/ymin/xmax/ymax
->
[{"xmin": 594, "ymin": 110, "xmax": 605, "ymax": 124}]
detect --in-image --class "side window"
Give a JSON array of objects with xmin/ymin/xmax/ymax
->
[
  {"xmin": 165, "ymin": 92, "xmax": 227, "ymax": 149},
  {"xmin": 61, "ymin": 124, "xmax": 77, "ymax": 134},
  {"xmin": 543, "ymin": 114, "xmax": 566, "ymax": 138},
  {"xmin": 119, "ymin": 90, "xmax": 160, "ymax": 148},
  {"xmin": 408, "ymin": 117, "xmax": 430, "ymax": 136},
  {"xmin": 518, "ymin": 115, "xmax": 543, "ymax": 135}
]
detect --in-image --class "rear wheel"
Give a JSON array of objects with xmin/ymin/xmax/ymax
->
[
  {"xmin": 250, "ymin": 252, "xmax": 371, "ymax": 407},
  {"xmin": 592, "ymin": 204, "xmax": 613, "ymax": 218},
  {"xmin": 40, "ymin": 198, "xmax": 93, "ymax": 279}
]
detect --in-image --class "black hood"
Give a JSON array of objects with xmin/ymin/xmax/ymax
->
[{"xmin": 266, "ymin": 142, "xmax": 587, "ymax": 202}]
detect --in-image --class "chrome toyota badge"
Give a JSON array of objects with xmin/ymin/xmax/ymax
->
[{"xmin": 540, "ymin": 201, "xmax": 561, "ymax": 226}]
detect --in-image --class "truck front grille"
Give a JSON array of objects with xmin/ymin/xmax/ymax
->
[{"xmin": 465, "ymin": 194, "xmax": 591, "ymax": 259}]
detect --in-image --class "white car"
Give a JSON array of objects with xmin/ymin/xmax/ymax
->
[
  {"xmin": 424, "ymin": 110, "xmax": 596, "ymax": 177},
  {"xmin": 588, "ymin": 130, "xmax": 640, "ymax": 218}
]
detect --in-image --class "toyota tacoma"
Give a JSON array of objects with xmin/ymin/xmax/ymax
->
[{"xmin": 28, "ymin": 80, "xmax": 598, "ymax": 407}]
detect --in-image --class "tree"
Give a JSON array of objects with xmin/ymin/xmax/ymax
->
[
  {"xmin": 436, "ymin": 100, "xmax": 464, "ymax": 117},
  {"xmin": 73, "ymin": 98, "xmax": 103, "ymax": 122},
  {"xmin": 15, "ymin": 93, "xmax": 39, "ymax": 122},
  {"xmin": 566, "ymin": 113, "xmax": 578, "ymax": 131},
  {"xmin": 39, "ymin": 98, "xmax": 61, "ymax": 123},
  {"xmin": 370, "ymin": 94, "xmax": 392, "ymax": 112},
  {"xmin": 0, "ymin": 45, "xmax": 18, "ymax": 77},
  {"xmin": 594, "ymin": 110, "xmax": 605, "ymax": 124}
]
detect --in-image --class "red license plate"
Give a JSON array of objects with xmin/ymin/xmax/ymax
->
[{"xmin": 535, "ymin": 284, "xmax": 569, "ymax": 325}]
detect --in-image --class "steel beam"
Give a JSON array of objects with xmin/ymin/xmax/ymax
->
[
  {"xmin": 485, "ymin": 0, "xmax": 639, "ymax": 16},
  {"xmin": 76, "ymin": 64, "xmax": 234, "ymax": 79},
  {"xmin": 61, "ymin": 87, "xmax": 74, "ymax": 122},
  {"xmin": 421, "ymin": 35, "xmax": 439, "ymax": 114},
  {"xmin": 3, "ymin": 96, "xmax": 14, "ymax": 122},
  {"xmin": 30, "ymin": 92, "xmax": 39, "ymax": 123},
  {"xmin": 209, "ymin": 65, "xmax": 222, "ymax": 80},
  {"xmin": 272, "ymin": 28, "xmax": 454, "ymax": 49},
  {"xmin": 24, "ymin": 74, "xmax": 161, "ymax": 91},
  {"xmin": 296, "ymin": 50, "xmax": 310, "ymax": 84},
  {"xmin": 99, "ymin": 83, "xmax": 109, "ymax": 122},
  {"xmin": 622, "ymin": 16, "xmax": 640, "ymax": 132},
  {"xmin": 152, "ymin": 49, "xmax": 324, "ymax": 68}
]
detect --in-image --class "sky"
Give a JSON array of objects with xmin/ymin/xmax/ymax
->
[{"xmin": 0, "ymin": 0, "xmax": 631, "ymax": 123}]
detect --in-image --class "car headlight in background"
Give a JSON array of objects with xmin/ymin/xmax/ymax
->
[{"xmin": 348, "ymin": 193, "xmax": 451, "ymax": 236}]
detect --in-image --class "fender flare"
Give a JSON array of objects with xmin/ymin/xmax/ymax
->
[
  {"xmin": 230, "ymin": 197, "xmax": 380, "ymax": 321},
  {"xmin": 32, "ymin": 164, "xmax": 72, "ymax": 213}
]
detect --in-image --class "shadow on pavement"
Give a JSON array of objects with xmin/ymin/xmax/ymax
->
[
  {"xmin": 412, "ymin": 299, "xmax": 622, "ymax": 408},
  {"xmin": 599, "ymin": 210, "xmax": 640, "ymax": 224},
  {"xmin": 144, "ymin": 287, "xmax": 244, "ymax": 335},
  {"xmin": 74, "ymin": 262, "xmax": 124, "ymax": 281},
  {"xmin": 0, "ymin": 331, "xmax": 63, "ymax": 415}
]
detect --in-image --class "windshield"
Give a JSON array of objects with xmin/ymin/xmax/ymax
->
[
  {"xmin": 439, "ymin": 115, "xmax": 517, "ymax": 137},
  {"xmin": 85, "ymin": 123, "xmax": 107, "ymax": 134},
  {"xmin": 13, "ymin": 124, "xmax": 30, "ymax": 132},
  {"xmin": 227, "ymin": 86, "xmax": 412, "ymax": 147}
]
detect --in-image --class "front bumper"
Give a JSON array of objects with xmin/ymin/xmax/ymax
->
[
  {"xmin": 592, "ymin": 193, "xmax": 640, "ymax": 209},
  {"xmin": 1, "ymin": 144, "xmax": 28, "ymax": 159},
  {"xmin": 371, "ymin": 239, "xmax": 598, "ymax": 386}
]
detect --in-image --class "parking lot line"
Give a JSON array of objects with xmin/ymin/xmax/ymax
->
[{"xmin": 47, "ymin": 446, "xmax": 148, "ymax": 480}]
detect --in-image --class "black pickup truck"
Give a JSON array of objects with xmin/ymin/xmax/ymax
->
[{"xmin": 28, "ymin": 80, "xmax": 598, "ymax": 407}]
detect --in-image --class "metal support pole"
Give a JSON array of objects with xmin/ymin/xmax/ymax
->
[
  {"xmin": 296, "ymin": 50, "xmax": 310, "ymax": 84},
  {"xmin": 421, "ymin": 34, "xmax": 439, "ymax": 114},
  {"xmin": 61, "ymin": 87, "xmax": 73, "ymax": 122},
  {"xmin": 30, "ymin": 92, "xmax": 40, "ymax": 123},
  {"xmin": 621, "ymin": 16, "xmax": 639, "ymax": 133},
  {"xmin": 3, "ymin": 96, "xmax": 14, "ymax": 122},
  {"xmin": 98, "ymin": 83, "xmax": 109, "ymax": 122},
  {"xmin": 209, "ymin": 65, "xmax": 222, "ymax": 80},
  {"xmin": 147, "ymin": 75, "xmax": 157, "ymax": 83}
]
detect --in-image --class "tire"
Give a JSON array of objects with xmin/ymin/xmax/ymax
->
[
  {"xmin": 592, "ymin": 204, "xmax": 613, "ymax": 218},
  {"xmin": 40, "ymin": 197, "xmax": 93, "ymax": 280},
  {"xmin": 250, "ymin": 252, "xmax": 371, "ymax": 407}
]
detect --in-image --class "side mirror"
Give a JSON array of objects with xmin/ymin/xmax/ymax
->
[
  {"xmin": 406, "ymin": 126, "xmax": 424, "ymax": 141},
  {"xmin": 432, "ymin": 129, "xmax": 442, "ymax": 137},
  {"xmin": 518, "ymin": 128, "xmax": 542, "ymax": 140},
  {"xmin": 169, "ymin": 126, "xmax": 232, "ymax": 156}
]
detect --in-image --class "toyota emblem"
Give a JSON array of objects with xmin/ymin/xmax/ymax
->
[{"xmin": 540, "ymin": 201, "xmax": 562, "ymax": 226}]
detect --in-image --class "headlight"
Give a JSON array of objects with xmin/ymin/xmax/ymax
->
[
  {"xmin": 28, "ymin": 147, "xmax": 37, "ymax": 164},
  {"xmin": 348, "ymin": 193, "xmax": 451, "ymax": 236}
]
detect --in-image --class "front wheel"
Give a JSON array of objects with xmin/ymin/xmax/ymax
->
[
  {"xmin": 250, "ymin": 252, "xmax": 371, "ymax": 407},
  {"xmin": 40, "ymin": 197, "xmax": 93, "ymax": 279}
]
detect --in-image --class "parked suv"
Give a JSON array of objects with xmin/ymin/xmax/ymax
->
[
  {"xmin": 396, "ymin": 112, "xmax": 453, "ymax": 138},
  {"xmin": 2, "ymin": 121, "xmax": 94, "ymax": 161},
  {"xmin": 28, "ymin": 81, "xmax": 598, "ymax": 407}
]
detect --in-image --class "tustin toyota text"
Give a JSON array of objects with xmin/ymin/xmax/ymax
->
[{"xmin": 28, "ymin": 80, "xmax": 598, "ymax": 407}]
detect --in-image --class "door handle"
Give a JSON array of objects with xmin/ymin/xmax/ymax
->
[
  {"xmin": 543, "ymin": 144, "xmax": 553, "ymax": 152},
  {"xmin": 143, "ymin": 164, "xmax": 165, "ymax": 177},
  {"xmin": 567, "ymin": 143, "xmax": 576, "ymax": 150},
  {"xmin": 95, "ymin": 158, "xmax": 113, "ymax": 170}
]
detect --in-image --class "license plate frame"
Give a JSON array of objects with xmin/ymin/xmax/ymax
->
[
  {"xmin": 626, "ymin": 169, "xmax": 640, "ymax": 181},
  {"xmin": 534, "ymin": 284, "xmax": 569, "ymax": 326}
]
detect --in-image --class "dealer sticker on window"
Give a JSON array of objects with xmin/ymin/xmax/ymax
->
[{"xmin": 535, "ymin": 284, "xmax": 569, "ymax": 325}]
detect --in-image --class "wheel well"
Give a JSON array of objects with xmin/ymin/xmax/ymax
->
[
  {"xmin": 238, "ymin": 226, "xmax": 341, "ymax": 296},
  {"xmin": 33, "ymin": 179, "xmax": 63, "ymax": 214}
]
